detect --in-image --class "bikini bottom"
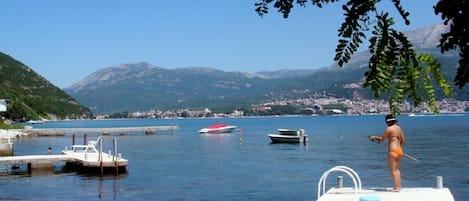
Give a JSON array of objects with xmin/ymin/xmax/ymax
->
[{"xmin": 390, "ymin": 148, "xmax": 403, "ymax": 158}]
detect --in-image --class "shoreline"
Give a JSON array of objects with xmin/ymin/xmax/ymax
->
[{"xmin": 8, "ymin": 111, "xmax": 469, "ymax": 122}]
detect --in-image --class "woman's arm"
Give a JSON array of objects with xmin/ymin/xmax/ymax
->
[
  {"xmin": 369, "ymin": 128, "xmax": 389, "ymax": 143},
  {"xmin": 369, "ymin": 135, "xmax": 385, "ymax": 142}
]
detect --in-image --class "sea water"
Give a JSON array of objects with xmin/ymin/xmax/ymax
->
[{"xmin": 1, "ymin": 114, "xmax": 468, "ymax": 200}]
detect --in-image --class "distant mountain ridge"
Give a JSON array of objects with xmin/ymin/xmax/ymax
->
[
  {"xmin": 65, "ymin": 62, "xmax": 300, "ymax": 113},
  {"xmin": 64, "ymin": 24, "xmax": 465, "ymax": 114},
  {"xmin": 67, "ymin": 63, "xmax": 315, "ymax": 91},
  {"xmin": 67, "ymin": 62, "xmax": 157, "ymax": 92}
]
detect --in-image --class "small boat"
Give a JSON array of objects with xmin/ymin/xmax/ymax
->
[
  {"xmin": 198, "ymin": 123, "xmax": 236, "ymax": 133},
  {"xmin": 27, "ymin": 120, "xmax": 43, "ymax": 124},
  {"xmin": 268, "ymin": 129, "xmax": 307, "ymax": 143}
]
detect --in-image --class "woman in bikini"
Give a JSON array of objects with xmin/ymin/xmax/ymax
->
[{"xmin": 369, "ymin": 114, "xmax": 405, "ymax": 192}]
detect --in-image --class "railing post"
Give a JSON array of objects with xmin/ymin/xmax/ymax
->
[
  {"xmin": 337, "ymin": 176, "xmax": 343, "ymax": 188},
  {"xmin": 99, "ymin": 136, "xmax": 103, "ymax": 176},
  {"xmin": 27, "ymin": 163, "xmax": 32, "ymax": 173},
  {"xmin": 113, "ymin": 137, "xmax": 118, "ymax": 174},
  {"xmin": 436, "ymin": 176, "xmax": 443, "ymax": 189},
  {"xmin": 113, "ymin": 138, "xmax": 117, "ymax": 161}
]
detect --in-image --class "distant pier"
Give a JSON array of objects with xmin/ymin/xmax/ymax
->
[{"xmin": 22, "ymin": 125, "xmax": 178, "ymax": 136}]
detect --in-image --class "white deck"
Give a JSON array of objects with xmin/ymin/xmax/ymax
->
[
  {"xmin": 61, "ymin": 150, "xmax": 128, "ymax": 167},
  {"xmin": 59, "ymin": 137, "xmax": 128, "ymax": 168},
  {"xmin": 0, "ymin": 136, "xmax": 128, "ymax": 172},
  {"xmin": 317, "ymin": 187, "xmax": 455, "ymax": 201},
  {"xmin": 0, "ymin": 152, "xmax": 128, "ymax": 167},
  {"xmin": 0, "ymin": 154, "xmax": 73, "ymax": 165}
]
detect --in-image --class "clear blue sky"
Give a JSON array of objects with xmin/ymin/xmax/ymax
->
[{"xmin": 1, "ymin": 0, "xmax": 441, "ymax": 88}]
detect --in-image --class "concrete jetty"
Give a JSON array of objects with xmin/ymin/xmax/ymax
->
[
  {"xmin": 0, "ymin": 135, "xmax": 128, "ymax": 174},
  {"xmin": 22, "ymin": 125, "xmax": 178, "ymax": 136},
  {"xmin": 0, "ymin": 131, "xmax": 14, "ymax": 156},
  {"xmin": 0, "ymin": 154, "xmax": 72, "ymax": 168},
  {"xmin": 317, "ymin": 187, "xmax": 455, "ymax": 201},
  {"xmin": 0, "ymin": 141, "xmax": 13, "ymax": 156}
]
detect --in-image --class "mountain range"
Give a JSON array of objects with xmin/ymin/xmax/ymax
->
[{"xmin": 63, "ymin": 24, "xmax": 466, "ymax": 115}]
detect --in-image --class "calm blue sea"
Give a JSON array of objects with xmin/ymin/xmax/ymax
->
[{"xmin": 1, "ymin": 114, "xmax": 468, "ymax": 201}]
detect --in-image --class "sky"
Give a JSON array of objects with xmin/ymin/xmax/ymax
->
[{"xmin": 0, "ymin": 0, "xmax": 442, "ymax": 88}]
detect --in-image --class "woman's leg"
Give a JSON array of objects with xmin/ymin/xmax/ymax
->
[{"xmin": 388, "ymin": 152, "xmax": 401, "ymax": 191}]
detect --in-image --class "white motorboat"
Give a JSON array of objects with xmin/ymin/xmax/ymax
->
[
  {"xmin": 27, "ymin": 120, "xmax": 44, "ymax": 124},
  {"xmin": 198, "ymin": 123, "xmax": 236, "ymax": 133},
  {"xmin": 268, "ymin": 128, "xmax": 307, "ymax": 143}
]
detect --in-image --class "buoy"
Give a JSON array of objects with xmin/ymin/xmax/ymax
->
[{"xmin": 239, "ymin": 137, "xmax": 243, "ymax": 143}]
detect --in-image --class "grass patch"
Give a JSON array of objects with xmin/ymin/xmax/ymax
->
[{"xmin": 0, "ymin": 122, "xmax": 24, "ymax": 129}]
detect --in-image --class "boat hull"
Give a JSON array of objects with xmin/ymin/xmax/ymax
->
[
  {"xmin": 268, "ymin": 134, "xmax": 308, "ymax": 143},
  {"xmin": 199, "ymin": 126, "xmax": 236, "ymax": 133}
]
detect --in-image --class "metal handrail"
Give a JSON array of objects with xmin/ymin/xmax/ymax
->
[{"xmin": 317, "ymin": 165, "xmax": 362, "ymax": 199}]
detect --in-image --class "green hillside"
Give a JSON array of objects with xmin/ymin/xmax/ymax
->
[{"xmin": 0, "ymin": 52, "xmax": 92, "ymax": 121}]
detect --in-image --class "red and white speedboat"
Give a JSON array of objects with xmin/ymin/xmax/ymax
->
[{"xmin": 198, "ymin": 123, "xmax": 236, "ymax": 133}]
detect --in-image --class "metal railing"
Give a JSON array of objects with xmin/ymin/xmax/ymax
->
[{"xmin": 317, "ymin": 165, "xmax": 362, "ymax": 199}]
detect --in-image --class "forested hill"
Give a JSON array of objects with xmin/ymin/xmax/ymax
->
[{"xmin": 0, "ymin": 52, "xmax": 92, "ymax": 121}]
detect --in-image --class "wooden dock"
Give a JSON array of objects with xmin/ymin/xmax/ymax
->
[{"xmin": 22, "ymin": 125, "xmax": 178, "ymax": 136}]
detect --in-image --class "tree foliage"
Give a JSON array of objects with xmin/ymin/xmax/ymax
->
[
  {"xmin": 434, "ymin": 0, "xmax": 469, "ymax": 88},
  {"xmin": 255, "ymin": 0, "xmax": 458, "ymax": 114},
  {"xmin": 0, "ymin": 52, "xmax": 93, "ymax": 121}
]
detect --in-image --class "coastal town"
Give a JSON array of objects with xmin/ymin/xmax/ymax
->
[{"xmin": 97, "ymin": 97, "xmax": 469, "ymax": 119}]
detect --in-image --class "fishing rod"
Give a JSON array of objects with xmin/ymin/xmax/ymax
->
[
  {"xmin": 403, "ymin": 153, "xmax": 418, "ymax": 161},
  {"xmin": 368, "ymin": 135, "xmax": 419, "ymax": 161}
]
